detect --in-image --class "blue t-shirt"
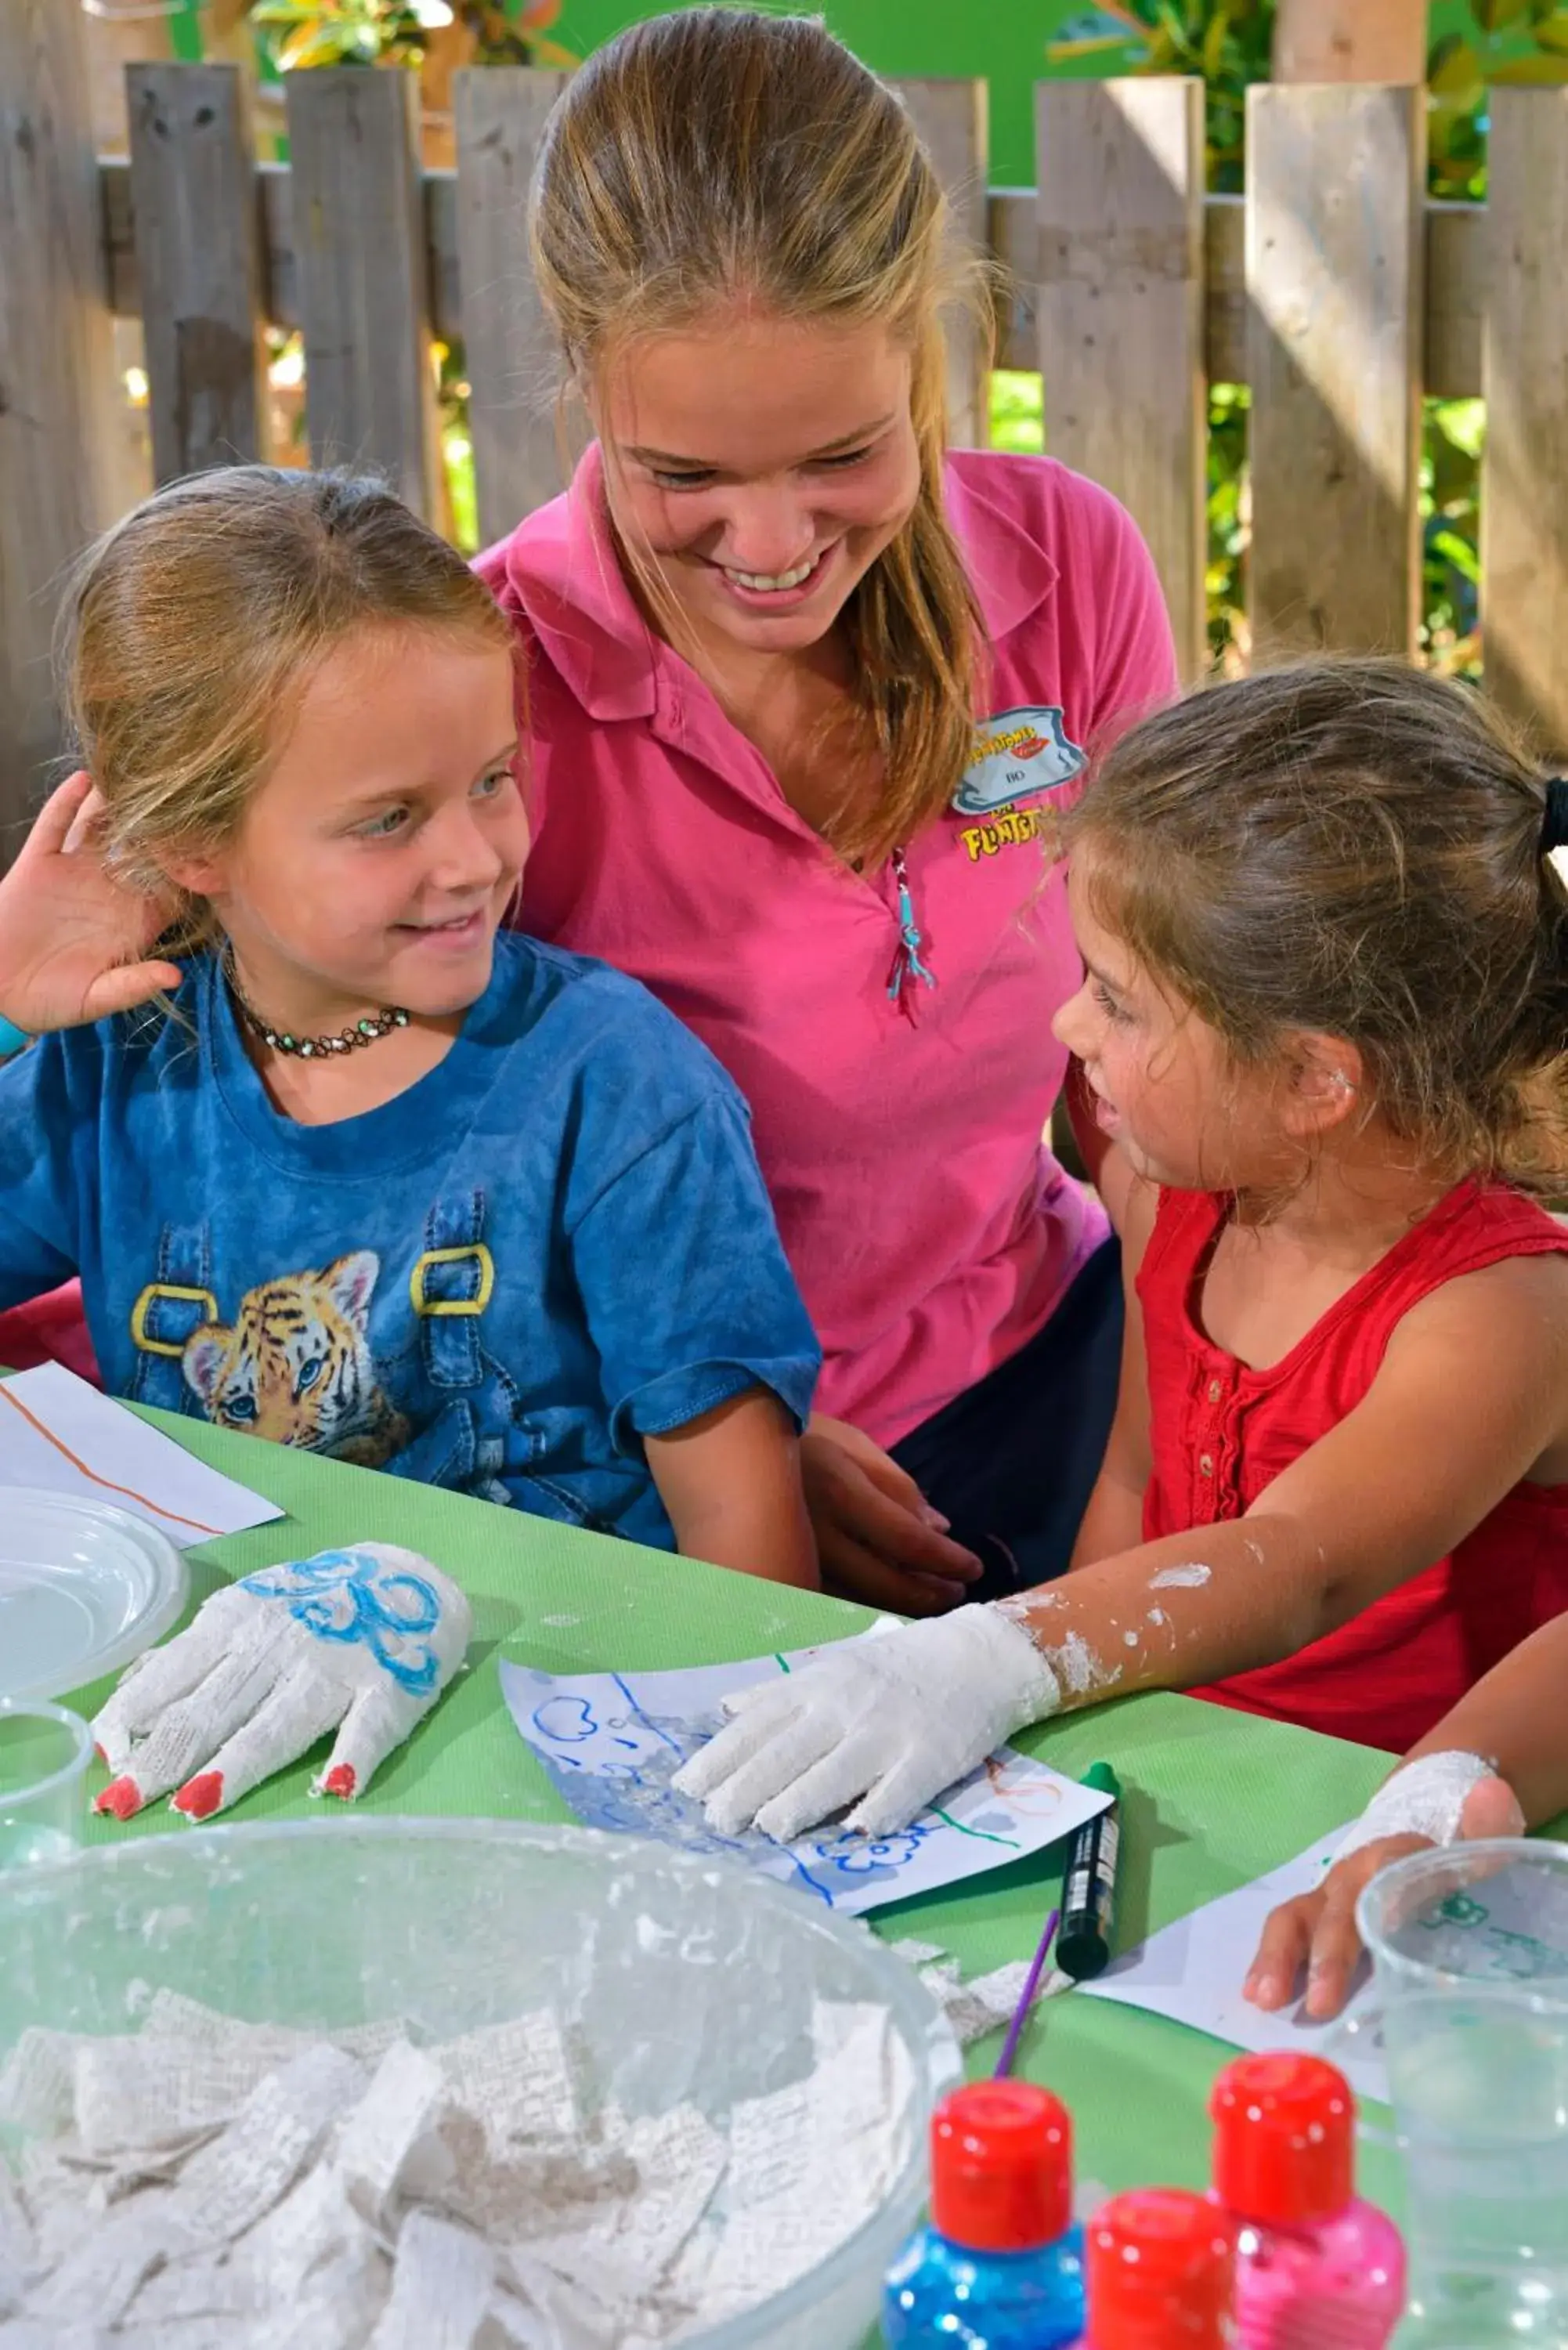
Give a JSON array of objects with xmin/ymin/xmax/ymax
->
[{"xmin": 0, "ymin": 935, "xmax": 820, "ymax": 1548}]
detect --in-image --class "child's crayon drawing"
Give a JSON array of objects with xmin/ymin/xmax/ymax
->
[{"xmin": 499, "ymin": 1640, "xmax": 1113, "ymax": 1915}]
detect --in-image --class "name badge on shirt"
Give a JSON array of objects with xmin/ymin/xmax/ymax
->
[{"xmin": 952, "ymin": 705, "xmax": 1085, "ymax": 816}]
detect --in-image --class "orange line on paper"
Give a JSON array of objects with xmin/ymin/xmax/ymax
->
[{"xmin": 0, "ymin": 1383, "xmax": 220, "ymax": 1538}]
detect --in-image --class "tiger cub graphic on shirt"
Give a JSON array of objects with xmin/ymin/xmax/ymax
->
[{"xmin": 182, "ymin": 1250, "xmax": 410, "ymax": 1466}]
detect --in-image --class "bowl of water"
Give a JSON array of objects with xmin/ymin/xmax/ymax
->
[
  {"xmin": 1358, "ymin": 1838, "xmax": 1568, "ymax": 2348},
  {"xmin": 0, "ymin": 1816, "xmax": 959, "ymax": 2348}
]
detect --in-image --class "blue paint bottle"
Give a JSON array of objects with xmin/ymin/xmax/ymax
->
[{"xmin": 884, "ymin": 2081, "xmax": 1086, "ymax": 2348}]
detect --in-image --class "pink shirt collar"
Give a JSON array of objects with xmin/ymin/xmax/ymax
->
[{"xmin": 508, "ymin": 440, "xmax": 1065, "ymax": 723}]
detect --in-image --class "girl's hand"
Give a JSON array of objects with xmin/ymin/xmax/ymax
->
[
  {"xmin": 1244, "ymin": 1772, "xmax": 1525, "ymax": 2020},
  {"xmin": 800, "ymin": 1413, "xmax": 983, "ymax": 1616},
  {"xmin": 0, "ymin": 772, "xmax": 182, "ymax": 1036},
  {"xmin": 673, "ymin": 1601, "xmax": 1060, "ymax": 1841}
]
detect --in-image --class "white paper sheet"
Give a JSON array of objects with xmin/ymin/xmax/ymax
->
[
  {"xmin": 500, "ymin": 1644, "xmax": 1111, "ymax": 1917},
  {"xmin": 1078, "ymin": 1831, "xmax": 1389, "ymax": 2104},
  {"xmin": 0, "ymin": 1362, "xmax": 283, "ymax": 1548}
]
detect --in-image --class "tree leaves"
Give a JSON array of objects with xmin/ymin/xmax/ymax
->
[{"xmin": 247, "ymin": 0, "xmax": 576, "ymax": 72}]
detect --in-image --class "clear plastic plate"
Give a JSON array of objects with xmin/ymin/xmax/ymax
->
[{"xmin": 0, "ymin": 1489, "xmax": 187, "ymax": 1704}]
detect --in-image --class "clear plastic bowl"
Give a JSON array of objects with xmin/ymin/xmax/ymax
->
[{"xmin": 0, "ymin": 1816, "xmax": 960, "ymax": 2348}]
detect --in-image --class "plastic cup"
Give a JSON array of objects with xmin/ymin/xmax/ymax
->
[
  {"xmin": 1357, "ymin": 1838, "xmax": 1568, "ymax": 2346},
  {"xmin": 0, "ymin": 1699, "xmax": 91, "ymax": 1871}
]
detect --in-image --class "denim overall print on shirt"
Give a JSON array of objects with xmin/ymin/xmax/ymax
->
[
  {"xmin": 0, "ymin": 934, "xmax": 820, "ymax": 1551},
  {"xmin": 127, "ymin": 1194, "xmax": 521, "ymax": 1511}
]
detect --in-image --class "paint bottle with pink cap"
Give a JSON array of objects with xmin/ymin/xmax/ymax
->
[{"xmin": 1209, "ymin": 2053, "xmax": 1405, "ymax": 2348}]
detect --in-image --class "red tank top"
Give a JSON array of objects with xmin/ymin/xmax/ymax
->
[{"xmin": 1138, "ymin": 1179, "xmax": 1568, "ymax": 1752}]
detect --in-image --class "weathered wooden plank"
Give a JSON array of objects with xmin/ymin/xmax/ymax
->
[
  {"xmin": 1273, "ymin": 0, "xmax": 1428, "ymax": 84},
  {"xmin": 991, "ymin": 186, "xmax": 1242, "ymax": 386},
  {"xmin": 284, "ymin": 67, "xmax": 438, "ymax": 515},
  {"xmin": 1035, "ymin": 78, "xmax": 1208, "ymax": 678},
  {"xmin": 126, "ymin": 62, "xmax": 268, "ymax": 481},
  {"xmin": 1481, "ymin": 88, "xmax": 1568, "ymax": 754},
  {"xmin": 1246, "ymin": 83, "xmax": 1424, "ymax": 658},
  {"xmin": 82, "ymin": 0, "xmax": 171, "ymax": 156},
  {"xmin": 894, "ymin": 78, "xmax": 989, "ymax": 450},
  {"xmin": 988, "ymin": 183, "xmax": 1482, "ymax": 400},
  {"xmin": 453, "ymin": 67, "xmax": 570, "ymax": 545},
  {"xmin": 0, "ymin": 0, "xmax": 121, "ymax": 862},
  {"xmin": 1425, "ymin": 200, "xmax": 1483, "ymax": 403}
]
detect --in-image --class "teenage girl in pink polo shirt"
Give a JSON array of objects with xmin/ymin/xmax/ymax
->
[{"xmin": 470, "ymin": 8, "xmax": 1176, "ymax": 1613}]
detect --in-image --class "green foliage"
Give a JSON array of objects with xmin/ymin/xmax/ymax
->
[
  {"xmin": 1205, "ymin": 381, "xmax": 1248, "ymax": 670},
  {"xmin": 1422, "ymin": 399, "xmax": 1483, "ymax": 677},
  {"xmin": 247, "ymin": 0, "xmax": 571, "ymax": 73},
  {"xmin": 1050, "ymin": 2, "xmax": 1275, "ymax": 191},
  {"xmin": 988, "ymin": 372, "xmax": 1048, "ymax": 457},
  {"xmin": 249, "ymin": 0, "xmax": 452, "ymax": 71},
  {"xmin": 1429, "ymin": 0, "xmax": 1568, "ymax": 197}
]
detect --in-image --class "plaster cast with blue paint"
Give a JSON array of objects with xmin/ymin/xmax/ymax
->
[{"xmin": 91, "ymin": 1542, "xmax": 472, "ymax": 1823}]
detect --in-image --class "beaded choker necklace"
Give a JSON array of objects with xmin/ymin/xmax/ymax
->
[{"xmin": 233, "ymin": 988, "xmax": 410, "ymax": 1061}]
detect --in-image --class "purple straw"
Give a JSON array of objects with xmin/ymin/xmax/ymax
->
[{"xmin": 993, "ymin": 1905, "xmax": 1060, "ymax": 2079}]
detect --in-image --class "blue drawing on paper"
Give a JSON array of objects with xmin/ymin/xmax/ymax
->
[
  {"xmin": 240, "ymin": 1548, "xmax": 444, "ymax": 1695},
  {"xmin": 498, "ymin": 1643, "xmax": 1115, "ymax": 1918}
]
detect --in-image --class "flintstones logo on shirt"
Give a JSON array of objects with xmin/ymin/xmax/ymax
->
[{"xmin": 952, "ymin": 704, "xmax": 1086, "ymax": 864}]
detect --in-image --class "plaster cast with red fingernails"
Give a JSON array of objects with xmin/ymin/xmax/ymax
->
[{"xmin": 91, "ymin": 1542, "xmax": 471, "ymax": 1822}]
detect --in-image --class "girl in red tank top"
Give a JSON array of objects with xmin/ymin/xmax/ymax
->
[
  {"xmin": 679, "ymin": 660, "xmax": 1568, "ymax": 1855},
  {"xmin": 1050, "ymin": 660, "xmax": 1568, "ymax": 1751}
]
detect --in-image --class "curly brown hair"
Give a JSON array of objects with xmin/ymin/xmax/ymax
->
[{"xmin": 1065, "ymin": 658, "xmax": 1568, "ymax": 1195}]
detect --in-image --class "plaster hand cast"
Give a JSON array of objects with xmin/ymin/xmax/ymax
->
[
  {"xmin": 92, "ymin": 1544, "xmax": 472, "ymax": 1822},
  {"xmin": 673, "ymin": 1603, "xmax": 1060, "ymax": 1842},
  {"xmin": 1331, "ymin": 1748, "xmax": 1497, "ymax": 1864}
]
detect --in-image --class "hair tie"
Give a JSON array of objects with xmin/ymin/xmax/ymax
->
[{"xmin": 1545, "ymin": 776, "xmax": 1568, "ymax": 856}]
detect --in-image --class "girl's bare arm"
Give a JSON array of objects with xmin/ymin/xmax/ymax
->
[
  {"xmin": 1001, "ymin": 1253, "xmax": 1568, "ymax": 1709},
  {"xmin": 647, "ymin": 1387, "xmax": 820, "ymax": 1589}
]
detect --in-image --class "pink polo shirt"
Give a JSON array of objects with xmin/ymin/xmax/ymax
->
[{"xmin": 478, "ymin": 446, "xmax": 1176, "ymax": 1448}]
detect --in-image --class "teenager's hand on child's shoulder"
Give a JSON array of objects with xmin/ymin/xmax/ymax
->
[
  {"xmin": 1244, "ymin": 1772, "xmax": 1525, "ymax": 2021},
  {"xmin": 800, "ymin": 1413, "xmax": 983, "ymax": 1617},
  {"xmin": 0, "ymin": 772, "xmax": 182, "ymax": 1036}
]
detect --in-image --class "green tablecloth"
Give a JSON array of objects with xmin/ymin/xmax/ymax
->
[{"xmin": 63, "ymin": 1403, "xmax": 1400, "ymax": 2206}]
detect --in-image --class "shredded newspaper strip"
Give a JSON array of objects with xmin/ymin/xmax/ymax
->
[
  {"xmin": 887, "ymin": 1939, "xmax": 1068, "ymax": 2047},
  {"xmin": 0, "ymin": 1985, "xmax": 918, "ymax": 2348}
]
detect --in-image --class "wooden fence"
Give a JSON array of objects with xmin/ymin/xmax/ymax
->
[{"xmin": 5, "ymin": 0, "xmax": 1568, "ymax": 858}]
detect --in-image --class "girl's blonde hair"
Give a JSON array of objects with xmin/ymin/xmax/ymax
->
[
  {"xmin": 528, "ymin": 5, "xmax": 989, "ymax": 870},
  {"xmin": 59, "ymin": 465, "xmax": 512, "ymax": 949},
  {"xmin": 1065, "ymin": 659, "xmax": 1568, "ymax": 1195}
]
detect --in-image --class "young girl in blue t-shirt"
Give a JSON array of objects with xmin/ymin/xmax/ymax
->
[{"xmin": 0, "ymin": 467, "xmax": 819, "ymax": 1582}]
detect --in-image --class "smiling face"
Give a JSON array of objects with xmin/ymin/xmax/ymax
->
[
  {"xmin": 172, "ymin": 624, "xmax": 526, "ymax": 1034},
  {"xmin": 1053, "ymin": 851, "xmax": 1288, "ymax": 1192},
  {"xmin": 592, "ymin": 309, "xmax": 923, "ymax": 664}
]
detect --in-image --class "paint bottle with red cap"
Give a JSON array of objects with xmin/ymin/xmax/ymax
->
[
  {"xmin": 1078, "ymin": 2187, "xmax": 1237, "ymax": 2346},
  {"xmin": 1209, "ymin": 2053, "xmax": 1405, "ymax": 2348},
  {"xmin": 883, "ymin": 2080, "xmax": 1086, "ymax": 2347}
]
